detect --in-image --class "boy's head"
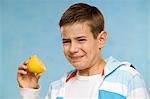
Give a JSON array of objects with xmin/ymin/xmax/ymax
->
[
  {"xmin": 59, "ymin": 3, "xmax": 104, "ymax": 39},
  {"xmin": 59, "ymin": 3, "xmax": 107, "ymax": 70}
]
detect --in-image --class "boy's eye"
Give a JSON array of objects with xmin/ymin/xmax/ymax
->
[
  {"xmin": 62, "ymin": 40, "xmax": 71, "ymax": 44},
  {"xmin": 78, "ymin": 39, "xmax": 86, "ymax": 42}
]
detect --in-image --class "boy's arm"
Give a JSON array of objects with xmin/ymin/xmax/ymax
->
[
  {"xmin": 127, "ymin": 74, "xmax": 150, "ymax": 99},
  {"xmin": 19, "ymin": 86, "xmax": 52, "ymax": 99},
  {"xmin": 19, "ymin": 87, "xmax": 40, "ymax": 99}
]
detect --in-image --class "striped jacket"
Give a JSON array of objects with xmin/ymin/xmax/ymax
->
[{"xmin": 45, "ymin": 57, "xmax": 149, "ymax": 99}]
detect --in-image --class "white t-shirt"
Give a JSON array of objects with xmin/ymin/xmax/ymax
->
[{"xmin": 64, "ymin": 72, "xmax": 103, "ymax": 99}]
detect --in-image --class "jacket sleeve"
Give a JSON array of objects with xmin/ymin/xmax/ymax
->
[
  {"xmin": 127, "ymin": 74, "xmax": 150, "ymax": 99},
  {"xmin": 19, "ymin": 87, "xmax": 52, "ymax": 99},
  {"xmin": 19, "ymin": 87, "xmax": 40, "ymax": 99}
]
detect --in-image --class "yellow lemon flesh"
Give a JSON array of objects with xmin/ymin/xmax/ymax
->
[{"xmin": 28, "ymin": 55, "xmax": 46, "ymax": 73}]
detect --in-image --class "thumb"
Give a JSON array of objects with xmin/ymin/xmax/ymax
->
[{"xmin": 36, "ymin": 73, "xmax": 42, "ymax": 80}]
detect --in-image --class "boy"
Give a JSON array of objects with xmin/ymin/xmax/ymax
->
[{"xmin": 17, "ymin": 3, "xmax": 149, "ymax": 99}]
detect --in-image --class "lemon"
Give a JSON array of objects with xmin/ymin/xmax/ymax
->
[{"xmin": 28, "ymin": 55, "xmax": 46, "ymax": 73}]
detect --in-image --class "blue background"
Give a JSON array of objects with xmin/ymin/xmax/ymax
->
[{"xmin": 1, "ymin": 0, "xmax": 150, "ymax": 98}]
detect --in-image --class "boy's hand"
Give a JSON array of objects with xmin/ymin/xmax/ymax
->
[{"xmin": 17, "ymin": 61, "xmax": 41, "ymax": 89}]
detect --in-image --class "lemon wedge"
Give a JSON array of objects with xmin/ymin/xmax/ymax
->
[{"xmin": 28, "ymin": 55, "xmax": 46, "ymax": 73}]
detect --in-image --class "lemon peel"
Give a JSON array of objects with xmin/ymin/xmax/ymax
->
[{"xmin": 28, "ymin": 55, "xmax": 46, "ymax": 73}]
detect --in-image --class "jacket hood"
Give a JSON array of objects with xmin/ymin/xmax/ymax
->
[
  {"xmin": 60, "ymin": 56, "xmax": 131, "ymax": 84},
  {"xmin": 104, "ymin": 56, "xmax": 131, "ymax": 77}
]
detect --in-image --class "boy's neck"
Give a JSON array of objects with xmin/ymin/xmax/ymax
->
[{"xmin": 78, "ymin": 58, "xmax": 106, "ymax": 76}]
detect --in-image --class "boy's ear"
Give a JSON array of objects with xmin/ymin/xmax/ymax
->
[{"xmin": 97, "ymin": 31, "xmax": 107, "ymax": 49}]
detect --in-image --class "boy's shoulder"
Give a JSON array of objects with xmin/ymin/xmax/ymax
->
[
  {"xmin": 50, "ymin": 69, "xmax": 75, "ymax": 89},
  {"xmin": 118, "ymin": 62, "xmax": 139, "ymax": 76}
]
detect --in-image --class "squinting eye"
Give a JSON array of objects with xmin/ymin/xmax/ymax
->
[
  {"xmin": 79, "ymin": 39, "xmax": 86, "ymax": 42},
  {"xmin": 63, "ymin": 41, "xmax": 71, "ymax": 44}
]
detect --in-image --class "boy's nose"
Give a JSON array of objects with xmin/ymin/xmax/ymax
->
[{"xmin": 69, "ymin": 42, "xmax": 79, "ymax": 54}]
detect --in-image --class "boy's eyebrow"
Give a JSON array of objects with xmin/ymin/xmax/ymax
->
[
  {"xmin": 75, "ymin": 36, "xmax": 87, "ymax": 39},
  {"xmin": 62, "ymin": 36, "xmax": 87, "ymax": 40},
  {"xmin": 62, "ymin": 38, "xmax": 70, "ymax": 41}
]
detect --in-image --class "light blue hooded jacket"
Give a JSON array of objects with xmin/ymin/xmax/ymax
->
[{"xmin": 45, "ymin": 57, "xmax": 149, "ymax": 99}]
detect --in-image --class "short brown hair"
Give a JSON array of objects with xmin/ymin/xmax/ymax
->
[{"xmin": 59, "ymin": 3, "xmax": 104, "ymax": 39}]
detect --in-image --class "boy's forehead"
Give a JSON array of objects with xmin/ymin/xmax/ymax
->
[
  {"xmin": 60, "ymin": 22, "xmax": 90, "ymax": 33},
  {"xmin": 60, "ymin": 22, "xmax": 91, "ymax": 36},
  {"xmin": 61, "ymin": 22, "xmax": 89, "ymax": 30}
]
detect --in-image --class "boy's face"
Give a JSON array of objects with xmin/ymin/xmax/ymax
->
[{"xmin": 61, "ymin": 22, "xmax": 105, "ymax": 70}]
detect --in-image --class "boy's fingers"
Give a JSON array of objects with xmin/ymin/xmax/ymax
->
[
  {"xmin": 18, "ymin": 64, "xmax": 27, "ymax": 70},
  {"xmin": 18, "ymin": 69, "xmax": 27, "ymax": 75},
  {"xmin": 23, "ymin": 60, "xmax": 29, "ymax": 65}
]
